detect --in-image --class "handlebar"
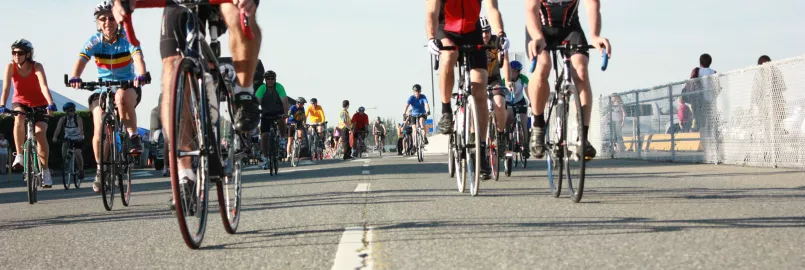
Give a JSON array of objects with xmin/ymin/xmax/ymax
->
[
  {"xmin": 434, "ymin": 44, "xmax": 502, "ymax": 71},
  {"xmin": 120, "ymin": 0, "xmax": 254, "ymax": 47},
  {"xmin": 5, "ymin": 110, "xmax": 53, "ymax": 120},
  {"xmin": 528, "ymin": 44, "xmax": 609, "ymax": 73},
  {"xmin": 64, "ymin": 72, "xmax": 151, "ymax": 90}
]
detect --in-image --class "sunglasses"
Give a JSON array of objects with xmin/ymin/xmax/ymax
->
[
  {"xmin": 97, "ymin": 17, "xmax": 115, "ymax": 23},
  {"xmin": 11, "ymin": 51, "xmax": 26, "ymax": 56}
]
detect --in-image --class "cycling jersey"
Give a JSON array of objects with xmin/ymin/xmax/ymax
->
[
  {"xmin": 10, "ymin": 62, "xmax": 48, "ymax": 107},
  {"xmin": 439, "ymin": 0, "xmax": 482, "ymax": 34},
  {"xmin": 79, "ymin": 31, "xmax": 142, "ymax": 82},
  {"xmin": 540, "ymin": 0, "xmax": 581, "ymax": 28},
  {"xmin": 351, "ymin": 112, "xmax": 369, "ymax": 132},
  {"xmin": 306, "ymin": 104, "xmax": 325, "ymax": 124},
  {"xmin": 287, "ymin": 104, "xmax": 306, "ymax": 124},
  {"xmin": 407, "ymin": 94, "xmax": 429, "ymax": 115},
  {"xmin": 255, "ymin": 82, "xmax": 286, "ymax": 100},
  {"xmin": 256, "ymin": 82, "xmax": 286, "ymax": 117},
  {"xmin": 485, "ymin": 35, "xmax": 501, "ymax": 83},
  {"xmin": 63, "ymin": 115, "xmax": 83, "ymax": 140},
  {"xmin": 504, "ymin": 74, "xmax": 529, "ymax": 103}
]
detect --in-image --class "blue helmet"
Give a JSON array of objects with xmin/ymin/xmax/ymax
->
[
  {"xmin": 510, "ymin": 60, "xmax": 523, "ymax": 71},
  {"xmin": 358, "ymin": 106, "xmax": 365, "ymax": 112},
  {"xmin": 62, "ymin": 102, "xmax": 76, "ymax": 111}
]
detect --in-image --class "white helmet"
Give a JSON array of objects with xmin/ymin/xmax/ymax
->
[
  {"xmin": 11, "ymin": 39, "xmax": 33, "ymax": 53},
  {"xmin": 94, "ymin": 1, "xmax": 112, "ymax": 18},
  {"xmin": 479, "ymin": 16, "xmax": 491, "ymax": 32}
]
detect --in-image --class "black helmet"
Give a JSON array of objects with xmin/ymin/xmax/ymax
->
[
  {"xmin": 62, "ymin": 102, "xmax": 76, "ymax": 111},
  {"xmin": 264, "ymin": 70, "xmax": 276, "ymax": 79},
  {"xmin": 297, "ymin": 97, "xmax": 307, "ymax": 104},
  {"xmin": 412, "ymin": 84, "xmax": 422, "ymax": 91},
  {"xmin": 358, "ymin": 106, "xmax": 365, "ymax": 112},
  {"xmin": 310, "ymin": 98, "xmax": 318, "ymax": 103},
  {"xmin": 11, "ymin": 39, "xmax": 33, "ymax": 53}
]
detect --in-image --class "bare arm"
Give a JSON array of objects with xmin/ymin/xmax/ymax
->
[
  {"xmin": 34, "ymin": 63, "xmax": 55, "ymax": 105},
  {"xmin": 402, "ymin": 104, "xmax": 410, "ymax": 116},
  {"xmin": 78, "ymin": 117, "xmax": 85, "ymax": 137},
  {"xmin": 52, "ymin": 117, "xmax": 65, "ymax": 140},
  {"xmin": 70, "ymin": 58, "xmax": 89, "ymax": 79},
  {"xmin": 485, "ymin": 0, "xmax": 505, "ymax": 35},
  {"xmin": 426, "ymin": 0, "xmax": 441, "ymax": 40},
  {"xmin": 501, "ymin": 52, "xmax": 511, "ymax": 85},
  {"xmin": 1, "ymin": 64, "xmax": 11, "ymax": 106},
  {"xmin": 132, "ymin": 53, "xmax": 146, "ymax": 75},
  {"xmin": 585, "ymin": 0, "xmax": 602, "ymax": 37},
  {"xmin": 525, "ymin": 0, "xmax": 545, "ymax": 42}
]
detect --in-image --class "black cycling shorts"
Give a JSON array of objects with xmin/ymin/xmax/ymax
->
[
  {"xmin": 160, "ymin": 2, "xmax": 260, "ymax": 59},
  {"xmin": 507, "ymin": 99, "xmax": 528, "ymax": 114},
  {"xmin": 88, "ymin": 87, "xmax": 142, "ymax": 107},
  {"xmin": 530, "ymin": 22, "xmax": 590, "ymax": 57},
  {"xmin": 436, "ymin": 23, "xmax": 487, "ymax": 70},
  {"xmin": 11, "ymin": 103, "xmax": 48, "ymax": 123},
  {"xmin": 260, "ymin": 116, "xmax": 282, "ymax": 134}
]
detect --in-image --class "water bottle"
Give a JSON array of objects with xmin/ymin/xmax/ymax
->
[{"xmin": 115, "ymin": 131, "xmax": 122, "ymax": 152}]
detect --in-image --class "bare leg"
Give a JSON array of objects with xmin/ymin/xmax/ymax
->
[
  {"xmin": 11, "ymin": 105, "xmax": 26, "ymax": 156},
  {"xmin": 34, "ymin": 122, "xmax": 49, "ymax": 170},
  {"xmin": 220, "ymin": 4, "xmax": 262, "ymax": 88},
  {"xmin": 570, "ymin": 54, "xmax": 592, "ymax": 126},
  {"xmin": 90, "ymin": 101, "xmax": 103, "ymax": 164},
  {"xmin": 528, "ymin": 50, "xmax": 553, "ymax": 115},
  {"xmin": 470, "ymin": 69, "xmax": 489, "ymax": 142},
  {"xmin": 115, "ymin": 88, "xmax": 138, "ymax": 136}
]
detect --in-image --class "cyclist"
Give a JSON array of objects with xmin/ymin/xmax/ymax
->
[
  {"xmin": 351, "ymin": 106, "xmax": 370, "ymax": 157},
  {"xmin": 286, "ymin": 97, "xmax": 307, "ymax": 162},
  {"xmin": 0, "ymin": 39, "xmax": 58, "ymax": 188},
  {"xmin": 256, "ymin": 70, "xmax": 287, "ymax": 167},
  {"xmin": 525, "ymin": 0, "xmax": 611, "ymax": 160},
  {"xmin": 337, "ymin": 100, "xmax": 352, "ymax": 160},
  {"xmin": 68, "ymin": 2, "xmax": 148, "ymax": 193},
  {"xmin": 480, "ymin": 16, "xmax": 511, "ymax": 157},
  {"xmin": 504, "ymin": 60, "xmax": 530, "ymax": 158},
  {"xmin": 402, "ymin": 84, "xmax": 431, "ymax": 145},
  {"xmin": 112, "ymin": 0, "xmax": 262, "ymax": 190},
  {"xmin": 372, "ymin": 117, "xmax": 387, "ymax": 152},
  {"xmin": 427, "ymin": 0, "xmax": 509, "ymax": 178},
  {"xmin": 51, "ymin": 102, "xmax": 86, "ymax": 180},
  {"xmin": 306, "ymin": 97, "xmax": 326, "ymax": 148}
]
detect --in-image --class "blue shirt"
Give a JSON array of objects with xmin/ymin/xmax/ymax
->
[
  {"xmin": 407, "ymin": 94, "xmax": 428, "ymax": 115},
  {"xmin": 79, "ymin": 31, "xmax": 142, "ymax": 82},
  {"xmin": 288, "ymin": 104, "xmax": 306, "ymax": 124}
]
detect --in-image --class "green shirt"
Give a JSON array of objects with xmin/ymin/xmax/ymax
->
[{"xmin": 255, "ymin": 82, "xmax": 286, "ymax": 100}]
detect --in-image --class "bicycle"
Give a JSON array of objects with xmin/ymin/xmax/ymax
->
[
  {"xmin": 262, "ymin": 116, "xmax": 280, "ymax": 175},
  {"xmin": 308, "ymin": 122, "xmax": 326, "ymax": 160},
  {"xmin": 59, "ymin": 139, "xmax": 82, "ymax": 190},
  {"xmin": 439, "ymin": 44, "xmax": 499, "ymax": 196},
  {"xmin": 122, "ymin": 0, "xmax": 254, "ymax": 249},
  {"xmin": 529, "ymin": 43, "xmax": 609, "ymax": 203},
  {"xmin": 406, "ymin": 115, "xmax": 426, "ymax": 162},
  {"xmin": 65, "ymin": 74, "xmax": 147, "ymax": 210},
  {"xmin": 485, "ymin": 88, "xmax": 501, "ymax": 181},
  {"xmin": 5, "ymin": 108, "xmax": 51, "ymax": 204},
  {"xmin": 289, "ymin": 122, "xmax": 307, "ymax": 167},
  {"xmin": 505, "ymin": 98, "xmax": 529, "ymax": 177}
]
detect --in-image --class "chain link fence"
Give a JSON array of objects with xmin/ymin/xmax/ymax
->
[{"xmin": 593, "ymin": 54, "xmax": 805, "ymax": 169}]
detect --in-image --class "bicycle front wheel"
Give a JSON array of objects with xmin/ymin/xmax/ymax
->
[
  {"xmin": 466, "ymin": 98, "xmax": 481, "ymax": 196},
  {"xmin": 169, "ymin": 57, "xmax": 211, "ymax": 249},
  {"xmin": 119, "ymin": 135, "xmax": 132, "ymax": 207},
  {"xmin": 416, "ymin": 131, "xmax": 424, "ymax": 162},
  {"xmin": 100, "ymin": 120, "xmax": 115, "ymax": 211},
  {"xmin": 546, "ymin": 103, "xmax": 563, "ymax": 198},
  {"xmin": 290, "ymin": 140, "xmax": 299, "ymax": 167},
  {"xmin": 488, "ymin": 115, "xmax": 499, "ymax": 181},
  {"xmin": 25, "ymin": 142, "xmax": 36, "ymax": 204},
  {"xmin": 217, "ymin": 129, "xmax": 242, "ymax": 234},
  {"xmin": 62, "ymin": 157, "xmax": 71, "ymax": 190},
  {"xmin": 564, "ymin": 89, "xmax": 587, "ymax": 203}
]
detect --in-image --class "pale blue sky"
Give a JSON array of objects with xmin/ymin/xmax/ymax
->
[{"xmin": 2, "ymin": 0, "xmax": 803, "ymax": 128}]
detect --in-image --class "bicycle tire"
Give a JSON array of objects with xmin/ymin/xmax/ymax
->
[
  {"xmin": 504, "ymin": 156, "xmax": 512, "ymax": 177},
  {"xmin": 218, "ymin": 130, "xmax": 242, "ymax": 234},
  {"xmin": 169, "ymin": 57, "xmax": 210, "ymax": 249},
  {"xmin": 290, "ymin": 140, "xmax": 299, "ymax": 167},
  {"xmin": 447, "ymin": 134, "xmax": 456, "ymax": 178},
  {"xmin": 25, "ymin": 141, "xmax": 36, "ymax": 204},
  {"xmin": 564, "ymin": 88, "xmax": 587, "ymax": 203},
  {"xmin": 454, "ymin": 109, "xmax": 466, "ymax": 193},
  {"xmin": 100, "ymin": 120, "xmax": 115, "ymax": 211},
  {"xmin": 488, "ymin": 115, "xmax": 499, "ymax": 181},
  {"xmin": 62, "ymin": 156, "xmax": 71, "ymax": 190},
  {"xmin": 546, "ymin": 102, "xmax": 563, "ymax": 198},
  {"xmin": 467, "ymin": 98, "xmax": 481, "ymax": 196},
  {"xmin": 119, "ymin": 134, "xmax": 132, "ymax": 207},
  {"xmin": 518, "ymin": 124, "xmax": 528, "ymax": 168},
  {"xmin": 417, "ymin": 130, "xmax": 424, "ymax": 162}
]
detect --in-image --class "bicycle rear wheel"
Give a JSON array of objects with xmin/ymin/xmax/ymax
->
[
  {"xmin": 25, "ymin": 142, "xmax": 36, "ymax": 204},
  {"xmin": 218, "ymin": 127, "xmax": 242, "ymax": 234},
  {"xmin": 564, "ymin": 88, "xmax": 587, "ymax": 203},
  {"xmin": 100, "ymin": 120, "xmax": 115, "ymax": 211},
  {"xmin": 487, "ymin": 117, "xmax": 499, "ymax": 181},
  {"xmin": 466, "ymin": 98, "xmax": 481, "ymax": 196},
  {"xmin": 119, "ymin": 134, "xmax": 132, "ymax": 207},
  {"xmin": 546, "ymin": 102, "xmax": 563, "ymax": 198},
  {"xmin": 169, "ymin": 57, "xmax": 211, "ymax": 249}
]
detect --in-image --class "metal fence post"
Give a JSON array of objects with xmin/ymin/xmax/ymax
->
[
  {"xmin": 669, "ymin": 85, "xmax": 676, "ymax": 162},
  {"xmin": 635, "ymin": 92, "xmax": 642, "ymax": 159},
  {"xmin": 608, "ymin": 97, "xmax": 615, "ymax": 159}
]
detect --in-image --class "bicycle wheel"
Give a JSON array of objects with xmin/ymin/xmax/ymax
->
[
  {"xmin": 119, "ymin": 134, "xmax": 132, "ymax": 207},
  {"xmin": 99, "ymin": 120, "xmax": 115, "ymax": 211},
  {"xmin": 447, "ymin": 134, "xmax": 456, "ymax": 177},
  {"xmin": 466, "ymin": 98, "xmax": 481, "ymax": 196},
  {"xmin": 454, "ymin": 109, "xmax": 466, "ymax": 193},
  {"xmin": 546, "ymin": 103, "xmax": 563, "ymax": 198},
  {"xmin": 217, "ymin": 129, "xmax": 242, "ymax": 234},
  {"xmin": 416, "ymin": 131, "xmax": 424, "ymax": 162},
  {"xmin": 168, "ymin": 57, "xmax": 211, "ymax": 249},
  {"xmin": 290, "ymin": 140, "xmax": 299, "ymax": 167},
  {"xmin": 488, "ymin": 115, "xmax": 499, "ymax": 181},
  {"xmin": 564, "ymin": 88, "xmax": 587, "ymax": 203},
  {"xmin": 62, "ymin": 156, "xmax": 71, "ymax": 190},
  {"xmin": 74, "ymin": 159, "xmax": 81, "ymax": 189},
  {"xmin": 25, "ymin": 141, "xmax": 36, "ymax": 204},
  {"xmin": 518, "ymin": 124, "xmax": 528, "ymax": 168}
]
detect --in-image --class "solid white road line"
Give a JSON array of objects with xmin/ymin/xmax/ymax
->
[
  {"xmin": 331, "ymin": 227, "xmax": 373, "ymax": 270},
  {"xmin": 361, "ymin": 170, "xmax": 370, "ymax": 175},
  {"xmin": 354, "ymin": 183, "xmax": 370, "ymax": 192}
]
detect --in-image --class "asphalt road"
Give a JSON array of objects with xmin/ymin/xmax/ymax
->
[{"xmin": 1, "ymin": 154, "xmax": 804, "ymax": 269}]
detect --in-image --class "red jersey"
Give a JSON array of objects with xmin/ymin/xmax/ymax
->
[
  {"xmin": 351, "ymin": 112, "xmax": 369, "ymax": 132},
  {"xmin": 439, "ymin": 0, "xmax": 482, "ymax": 34},
  {"xmin": 11, "ymin": 62, "xmax": 48, "ymax": 107}
]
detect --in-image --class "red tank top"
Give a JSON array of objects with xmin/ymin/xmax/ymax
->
[{"xmin": 11, "ymin": 62, "xmax": 48, "ymax": 107}]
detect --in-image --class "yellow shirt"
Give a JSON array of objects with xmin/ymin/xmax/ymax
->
[
  {"xmin": 338, "ymin": 109, "xmax": 352, "ymax": 129},
  {"xmin": 306, "ymin": 104, "xmax": 325, "ymax": 123}
]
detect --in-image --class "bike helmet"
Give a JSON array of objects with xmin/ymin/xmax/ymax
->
[
  {"xmin": 479, "ymin": 17, "xmax": 491, "ymax": 32},
  {"xmin": 11, "ymin": 39, "xmax": 33, "ymax": 53},
  {"xmin": 94, "ymin": 1, "xmax": 112, "ymax": 18},
  {"xmin": 358, "ymin": 106, "xmax": 365, "ymax": 112},
  {"xmin": 63, "ymin": 102, "xmax": 76, "ymax": 112},
  {"xmin": 412, "ymin": 84, "xmax": 422, "ymax": 91},
  {"xmin": 310, "ymin": 98, "xmax": 318, "ymax": 103},
  {"xmin": 263, "ymin": 70, "xmax": 276, "ymax": 79},
  {"xmin": 510, "ymin": 60, "xmax": 523, "ymax": 71},
  {"xmin": 297, "ymin": 97, "xmax": 307, "ymax": 104}
]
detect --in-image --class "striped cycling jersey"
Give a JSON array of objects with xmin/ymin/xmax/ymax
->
[
  {"xmin": 79, "ymin": 31, "xmax": 142, "ymax": 81},
  {"xmin": 540, "ymin": 0, "xmax": 581, "ymax": 28}
]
